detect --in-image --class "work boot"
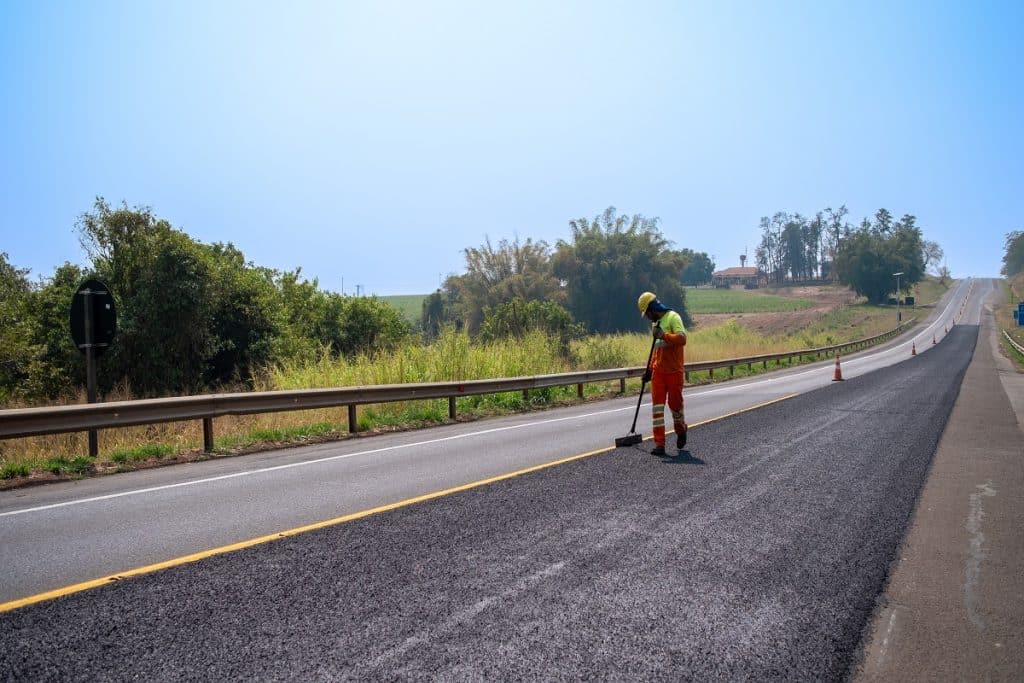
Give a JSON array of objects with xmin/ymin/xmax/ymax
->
[
  {"xmin": 676, "ymin": 427, "xmax": 687, "ymax": 449},
  {"xmin": 651, "ymin": 445, "xmax": 667, "ymax": 456}
]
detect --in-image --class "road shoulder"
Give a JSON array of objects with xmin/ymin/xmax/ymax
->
[{"xmin": 854, "ymin": 292, "xmax": 1024, "ymax": 680}]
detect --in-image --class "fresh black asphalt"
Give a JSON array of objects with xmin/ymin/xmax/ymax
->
[{"xmin": 0, "ymin": 327, "xmax": 978, "ymax": 681}]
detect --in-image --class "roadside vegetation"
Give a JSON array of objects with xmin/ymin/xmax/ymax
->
[
  {"xmin": 1, "ymin": 281, "xmax": 944, "ymax": 483},
  {"xmin": 1, "ymin": 201, "xmax": 948, "ymax": 484},
  {"xmin": 996, "ymin": 280, "xmax": 1024, "ymax": 367},
  {"xmin": 996, "ymin": 230, "xmax": 1024, "ymax": 367}
]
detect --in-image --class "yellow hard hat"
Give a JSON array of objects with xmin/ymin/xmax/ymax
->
[{"xmin": 638, "ymin": 291, "xmax": 657, "ymax": 316}]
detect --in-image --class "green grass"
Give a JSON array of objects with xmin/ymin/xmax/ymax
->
[
  {"xmin": 41, "ymin": 456, "xmax": 94, "ymax": 475},
  {"xmin": 381, "ymin": 294, "xmax": 428, "ymax": 324},
  {"xmin": 684, "ymin": 288, "xmax": 816, "ymax": 314},
  {"xmin": 248, "ymin": 422, "xmax": 339, "ymax": 443},
  {"xmin": 1, "ymin": 462, "xmax": 31, "ymax": 478},
  {"xmin": 109, "ymin": 443, "xmax": 175, "ymax": 463},
  {"xmin": 909, "ymin": 277, "xmax": 948, "ymax": 306}
]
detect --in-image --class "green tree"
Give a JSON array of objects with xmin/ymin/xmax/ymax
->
[
  {"xmin": 756, "ymin": 212, "xmax": 790, "ymax": 283},
  {"xmin": 445, "ymin": 235, "xmax": 563, "ymax": 335},
  {"xmin": 22, "ymin": 263, "xmax": 88, "ymax": 400},
  {"xmin": 203, "ymin": 244, "xmax": 282, "ymax": 386},
  {"xmin": 552, "ymin": 207, "xmax": 690, "ymax": 333},
  {"xmin": 1002, "ymin": 231, "xmax": 1024, "ymax": 277},
  {"xmin": 781, "ymin": 215, "xmax": 808, "ymax": 280},
  {"xmin": 679, "ymin": 249, "xmax": 714, "ymax": 285},
  {"xmin": 275, "ymin": 268, "xmax": 333, "ymax": 360},
  {"xmin": 76, "ymin": 198, "xmax": 213, "ymax": 394},
  {"xmin": 334, "ymin": 295, "xmax": 411, "ymax": 356},
  {"xmin": 823, "ymin": 205, "xmax": 850, "ymax": 281},
  {"xmin": 834, "ymin": 211, "xmax": 925, "ymax": 304},
  {"xmin": 421, "ymin": 288, "xmax": 458, "ymax": 340},
  {"xmin": 77, "ymin": 199, "xmax": 285, "ymax": 394},
  {"xmin": 273, "ymin": 268, "xmax": 410, "ymax": 358},
  {"xmin": 0, "ymin": 253, "xmax": 34, "ymax": 401},
  {"xmin": 477, "ymin": 297, "xmax": 584, "ymax": 356}
]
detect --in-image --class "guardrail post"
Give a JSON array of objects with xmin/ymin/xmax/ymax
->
[
  {"xmin": 708, "ymin": 368, "xmax": 713, "ymax": 380},
  {"xmin": 203, "ymin": 418, "xmax": 214, "ymax": 453},
  {"xmin": 522, "ymin": 389, "xmax": 529, "ymax": 403},
  {"xmin": 348, "ymin": 405, "xmax": 357, "ymax": 433},
  {"xmin": 577, "ymin": 383, "xmax": 583, "ymax": 398},
  {"xmin": 729, "ymin": 365, "xmax": 734, "ymax": 377},
  {"xmin": 619, "ymin": 378, "xmax": 626, "ymax": 393},
  {"xmin": 449, "ymin": 396, "xmax": 456, "ymax": 420}
]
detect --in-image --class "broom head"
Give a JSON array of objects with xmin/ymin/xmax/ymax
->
[{"xmin": 614, "ymin": 432, "xmax": 643, "ymax": 447}]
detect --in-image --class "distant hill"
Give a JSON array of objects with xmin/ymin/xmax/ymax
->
[{"xmin": 381, "ymin": 294, "xmax": 428, "ymax": 324}]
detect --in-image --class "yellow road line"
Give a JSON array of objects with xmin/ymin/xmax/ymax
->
[{"xmin": 0, "ymin": 392, "xmax": 799, "ymax": 613}]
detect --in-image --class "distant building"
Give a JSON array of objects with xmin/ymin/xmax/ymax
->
[{"xmin": 711, "ymin": 267, "xmax": 767, "ymax": 289}]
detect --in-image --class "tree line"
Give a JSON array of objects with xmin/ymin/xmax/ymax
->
[
  {"xmin": 1, "ymin": 199, "xmax": 947, "ymax": 404},
  {"xmin": 1, "ymin": 203, "xmax": 713, "ymax": 403},
  {"xmin": 0, "ymin": 200, "xmax": 409, "ymax": 402},
  {"xmin": 423, "ymin": 207, "xmax": 710, "ymax": 342},
  {"xmin": 1003, "ymin": 231, "xmax": 1024, "ymax": 277},
  {"xmin": 756, "ymin": 206, "xmax": 945, "ymax": 303}
]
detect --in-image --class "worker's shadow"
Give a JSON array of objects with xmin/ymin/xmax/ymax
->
[{"xmin": 661, "ymin": 449, "xmax": 705, "ymax": 465}]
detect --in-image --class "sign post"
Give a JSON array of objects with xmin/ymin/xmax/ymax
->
[{"xmin": 70, "ymin": 280, "xmax": 116, "ymax": 456}]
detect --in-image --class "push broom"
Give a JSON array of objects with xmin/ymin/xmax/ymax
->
[{"xmin": 615, "ymin": 334, "xmax": 657, "ymax": 447}]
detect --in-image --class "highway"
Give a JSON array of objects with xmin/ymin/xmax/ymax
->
[{"xmin": 0, "ymin": 277, "xmax": 1004, "ymax": 680}]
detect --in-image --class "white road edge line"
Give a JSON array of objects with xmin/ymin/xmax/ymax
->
[{"xmin": 0, "ymin": 407, "xmax": 630, "ymax": 518}]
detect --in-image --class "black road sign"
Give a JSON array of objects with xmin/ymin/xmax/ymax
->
[{"xmin": 70, "ymin": 279, "xmax": 117, "ymax": 355}]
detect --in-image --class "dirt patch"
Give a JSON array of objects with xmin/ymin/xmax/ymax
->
[{"xmin": 693, "ymin": 285, "xmax": 863, "ymax": 336}]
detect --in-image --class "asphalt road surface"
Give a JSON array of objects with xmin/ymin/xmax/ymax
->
[{"xmin": 0, "ymin": 321, "xmax": 978, "ymax": 680}]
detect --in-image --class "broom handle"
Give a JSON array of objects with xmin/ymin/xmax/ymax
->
[{"xmin": 629, "ymin": 334, "xmax": 658, "ymax": 433}]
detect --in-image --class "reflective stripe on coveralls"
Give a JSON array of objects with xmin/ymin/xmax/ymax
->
[{"xmin": 650, "ymin": 370, "xmax": 685, "ymax": 446}]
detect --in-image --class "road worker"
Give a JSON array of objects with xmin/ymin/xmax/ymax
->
[{"xmin": 637, "ymin": 291, "xmax": 688, "ymax": 455}]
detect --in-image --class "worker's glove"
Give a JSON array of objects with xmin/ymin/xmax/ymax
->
[
  {"xmin": 642, "ymin": 369, "xmax": 652, "ymax": 383},
  {"xmin": 652, "ymin": 326, "xmax": 665, "ymax": 340}
]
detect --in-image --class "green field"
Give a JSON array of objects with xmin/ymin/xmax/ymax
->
[
  {"xmin": 381, "ymin": 294, "xmax": 428, "ymax": 323},
  {"xmin": 381, "ymin": 289, "xmax": 817, "ymax": 322},
  {"xmin": 683, "ymin": 288, "xmax": 816, "ymax": 314}
]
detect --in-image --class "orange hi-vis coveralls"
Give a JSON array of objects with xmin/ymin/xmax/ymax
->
[{"xmin": 649, "ymin": 309, "xmax": 687, "ymax": 448}]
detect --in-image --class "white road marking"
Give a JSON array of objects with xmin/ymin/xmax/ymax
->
[
  {"xmin": 0, "ymin": 412, "xmax": 627, "ymax": 518},
  {"xmin": 877, "ymin": 608, "xmax": 899, "ymax": 667},
  {"xmin": 965, "ymin": 480, "xmax": 996, "ymax": 628}
]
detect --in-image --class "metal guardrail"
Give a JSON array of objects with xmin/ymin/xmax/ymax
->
[
  {"xmin": 0, "ymin": 318, "xmax": 916, "ymax": 452},
  {"xmin": 1004, "ymin": 330, "xmax": 1024, "ymax": 357}
]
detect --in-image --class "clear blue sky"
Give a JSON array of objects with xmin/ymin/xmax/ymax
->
[{"xmin": 1, "ymin": 1, "xmax": 1020, "ymax": 295}]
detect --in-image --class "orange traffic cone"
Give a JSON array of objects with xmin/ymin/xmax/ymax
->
[
  {"xmin": 832, "ymin": 355, "xmax": 844, "ymax": 381},
  {"xmin": 912, "ymin": 341, "xmax": 917, "ymax": 356}
]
